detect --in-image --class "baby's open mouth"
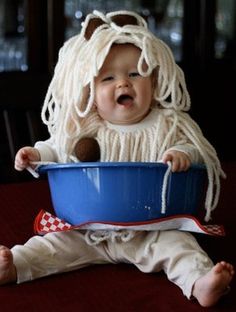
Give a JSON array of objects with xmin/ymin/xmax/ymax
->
[{"xmin": 117, "ymin": 94, "xmax": 133, "ymax": 105}]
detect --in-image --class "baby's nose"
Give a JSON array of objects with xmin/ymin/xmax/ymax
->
[{"xmin": 117, "ymin": 78, "xmax": 131, "ymax": 88}]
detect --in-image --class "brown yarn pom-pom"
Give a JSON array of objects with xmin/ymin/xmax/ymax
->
[{"xmin": 74, "ymin": 137, "xmax": 100, "ymax": 162}]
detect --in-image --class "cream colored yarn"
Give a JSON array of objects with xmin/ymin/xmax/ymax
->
[
  {"xmin": 40, "ymin": 10, "xmax": 225, "ymax": 222},
  {"xmin": 41, "ymin": 10, "xmax": 190, "ymax": 156}
]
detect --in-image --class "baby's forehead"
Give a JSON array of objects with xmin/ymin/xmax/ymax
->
[
  {"xmin": 99, "ymin": 43, "xmax": 152, "ymax": 76},
  {"xmin": 100, "ymin": 43, "xmax": 141, "ymax": 68}
]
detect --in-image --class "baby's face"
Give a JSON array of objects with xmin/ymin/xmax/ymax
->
[{"xmin": 94, "ymin": 44, "xmax": 154, "ymax": 125}]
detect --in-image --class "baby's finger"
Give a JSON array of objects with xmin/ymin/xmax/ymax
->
[{"xmin": 171, "ymin": 158, "xmax": 180, "ymax": 172}]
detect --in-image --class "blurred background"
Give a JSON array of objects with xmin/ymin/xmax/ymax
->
[{"xmin": 0, "ymin": 0, "xmax": 235, "ymax": 183}]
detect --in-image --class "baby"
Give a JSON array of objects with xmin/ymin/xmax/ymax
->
[{"xmin": 0, "ymin": 10, "xmax": 234, "ymax": 307}]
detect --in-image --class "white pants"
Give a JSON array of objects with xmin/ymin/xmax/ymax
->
[{"xmin": 11, "ymin": 230, "xmax": 213, "ymax": 298}]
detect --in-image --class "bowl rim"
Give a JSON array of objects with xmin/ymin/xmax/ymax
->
[{"xmin": 37, "ymin": 162, "xmax": 206, "ymax": 173}]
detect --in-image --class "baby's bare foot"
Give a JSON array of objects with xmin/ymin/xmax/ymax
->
[
  {"xmin": 0, "ymin": 245, "xmax": 17, "ymax": 285},
  {"xmin": 193, "ymin": 261, "xmax": 234, "ymax": 307}
]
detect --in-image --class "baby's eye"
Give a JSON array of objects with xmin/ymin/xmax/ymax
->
[
  {"xmin": 129, "ymin": 72, "xmax": 140, "ymax": 78},
  {"xmin": 102, "ymin": 76, "xmax": 114, "ymax": 82}
]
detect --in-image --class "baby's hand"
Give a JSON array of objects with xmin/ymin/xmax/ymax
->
[
  {"xmin": 162, "ymin": 150, "xmax": 191, "ymax": 172},
  {"xmin": 14, "ymin": 147, "xmax": 40, "ymax": 171}
]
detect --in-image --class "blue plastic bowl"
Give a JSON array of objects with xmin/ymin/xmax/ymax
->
[{"xmin": 39, "ymin": 162, "xmax": 207, "ymax": 225}]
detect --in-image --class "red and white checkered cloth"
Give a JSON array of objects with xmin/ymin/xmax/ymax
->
[
  {"xmin": 34, "ymin": 210, "xmax": 225, "ymax": 236},
  {"xmin": 34, "ymin": 211, "xmax": 71, "ymax": 233}
]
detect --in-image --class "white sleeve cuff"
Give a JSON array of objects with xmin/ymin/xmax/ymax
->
[
  {"xmin": 34, "ymin": 139, "xmax": 58, "ymax": 162},
  {"xmin": 166, "ymin": 144, "xmax": 203, "ymax": 163}
]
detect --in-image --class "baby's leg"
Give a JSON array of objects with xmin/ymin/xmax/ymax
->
[
  {"xmin": 114, "ymin": 230, "xmax": 233, "ymax": 307},
  {"xmin": 0, "ymin": 246, "xmax": 16, "ymax": 284},
  {"xmin": 142, "ymin": 230, "xmax": 234, "ymax": 307},
  {"xmin": 1, "ymin": 230, "xmax": 115, "ymax": 284},
  {"xmin": 192, "ymin": 261, "xmax": 234, "ymax": 307}
]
